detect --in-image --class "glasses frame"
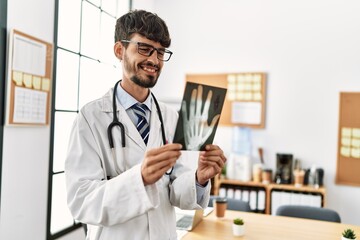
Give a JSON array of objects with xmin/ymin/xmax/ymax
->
[{"xmin": 120, "ymin": 40, "xmax": 173, "ymax": 62}]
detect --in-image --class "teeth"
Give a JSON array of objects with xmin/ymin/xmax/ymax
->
[{"xmin": 143, "ymin": 67, "xmax": 156, "ymax": 73}]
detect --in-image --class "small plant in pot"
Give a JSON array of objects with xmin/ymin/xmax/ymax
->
[
  {"xmin": 220, "ymin": 165, "xmax": 227, "ymax": 179},
  {"xmin": 232, "ymin": 218, "xmax": 245, "ymax": 236},
  {"xmin": 342, "ymin": 228, "xmax": 356, "ymax": 240}
]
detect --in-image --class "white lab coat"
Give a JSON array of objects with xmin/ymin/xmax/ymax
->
[{"xmin": 65, "ymin": 87, "xmax": 210, "ymax": 240}]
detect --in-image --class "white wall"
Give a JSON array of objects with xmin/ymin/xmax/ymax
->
[
  {"xmin": 1, "ymin": 1, "xmax": 359, "ymax": 240},
  {"xmin": 134, "ymin": 0, "xmax": 360, "ymax": 225},
  {"xmin": 0, "ymin": 0, "xmax": 55, "ymax": 239}
]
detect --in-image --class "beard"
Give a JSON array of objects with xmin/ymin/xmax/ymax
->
[
  {"xmin": 123, "ymin": 53, "xmax": 160, "ymax": 88},
  {"xmin": 130, "ymin": 74, "xmax": 157, "ymax": 88}
]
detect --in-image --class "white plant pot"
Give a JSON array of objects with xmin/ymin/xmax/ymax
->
[
  {"xmin": 342, "ymin": 237, "xmax": 356, "ymax": 240},
  {"xmin": 232, "ymin": 224, "xmax": 245, "ymax": 236}
]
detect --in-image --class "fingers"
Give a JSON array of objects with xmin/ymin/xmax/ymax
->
[
  {"xmin": 142, "ymin": 162, "xmax": 176, "ymax": 185},
  {"xmin": 204, "ymin": 144, "xmax": 220, "ymax": 151},
  {"xmin": 201, "ymin": 145, "xmax": 227, "ymax": 163},
  {"xmin": 181, "ymin": 100, "xmax": 188, "ymax": 120},
  {"xmin": 142, "ymin": 144, "xmax": 182, "ymax": 185},
  {"xmin": 199, "ymin": 157, "xmax": 223, "ymax": 173},
  {"xmin": 201, "ymin": 90, "xmax": 212, "ymax": 121},
  {"xmin": 199, "ymin": 154, "xmax": 225, "ymax": 169},
  {"xmin": 181, "ymin": 100, "xmax": 189, "ymax": 130},
  {"xmin": 189, "ymin": 88, "xmax": 197, "ymax": 120},
  {"xmin": 196, "ymin": 145, "xmax": 226, "ymax": 184},
  {"xmin": 209, "ymin": 114, "xmax": 220, "ymax": 128},
  {"xmin": 200, "ymin": 115, "xmax": 220, "ymax": 143},
  {"xmin": 196, "ymin": 85, "xmax": 203, "ymax": 117},
  {"xmin": 145, "ymin": 143, "xmax": 182, "ymax": 157}
]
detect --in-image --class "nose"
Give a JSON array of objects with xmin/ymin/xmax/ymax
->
[{"xmin": 147, "ymin": 49, "xmax": 160, "ymax": 64}]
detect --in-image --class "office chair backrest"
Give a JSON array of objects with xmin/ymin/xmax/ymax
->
[
  {"xmin": 275, "ymin": 205, "xmax": 341, "ymax": 223},
  {"xmin": 209, "ymin": 196, "xmax": 252, "ymax": 212}
]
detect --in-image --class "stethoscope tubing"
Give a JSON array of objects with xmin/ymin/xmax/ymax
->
[{"xmin": 107, "ymin": 80, "xmax": 173, "ymax": 175}]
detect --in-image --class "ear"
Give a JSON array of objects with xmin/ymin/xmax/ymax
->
[{"xmin": 114, "ymin": 41, "xmax": 123, "ymax": 60}]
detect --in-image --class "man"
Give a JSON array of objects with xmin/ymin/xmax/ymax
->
[{"xmin": 65, "ymin": 10, "xmax": 226, "ymax": 240}]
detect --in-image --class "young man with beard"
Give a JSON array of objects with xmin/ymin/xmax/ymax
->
[{"xmin": 65, "ymin": 10, "xmax": 226, "ymax": 240}]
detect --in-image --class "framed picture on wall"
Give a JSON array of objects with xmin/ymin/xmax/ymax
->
[{"xmin": 5, "ymin": 29, "xmax": 53, "ymax": 126}]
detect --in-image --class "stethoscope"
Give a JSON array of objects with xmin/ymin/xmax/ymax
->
[{"xmin": 107, "ymin": 80, "xmax": 173, "ymax": 175}]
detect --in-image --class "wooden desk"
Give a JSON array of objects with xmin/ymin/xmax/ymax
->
[{"xmin": 182, "ymin": 210, "xmax": 360, "ymax": 240}]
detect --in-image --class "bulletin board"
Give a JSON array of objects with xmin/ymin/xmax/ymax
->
[
  {"xmin": 186, "ymin": 72, "xmax": 266, "ymax": 128},
  {"xmin": 336, "ymin": 92, "xmax": 360, "ymax": 186},
  {"xmin": 5, "ymin": 29, "xmax": 53, "ymax": 126}
]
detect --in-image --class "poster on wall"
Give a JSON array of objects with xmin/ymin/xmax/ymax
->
[
  {"xmin": 336, "ymin": 92, "xmax": 360, "ymax": 186},
  {"xmin": 5, "ymin": 29, "xmax": 53, "ymax": 126}
]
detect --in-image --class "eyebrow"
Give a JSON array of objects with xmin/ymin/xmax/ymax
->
[{"xmin": 137, "ymin": 42, "xmax": 166, "ymax": 51}]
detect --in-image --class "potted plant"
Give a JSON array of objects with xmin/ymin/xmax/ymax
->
[
  {"xmin": 342, "ymin": 229, "xmax": 357, "ymax": 240},
  {"xmin": 220, "ymin": 165, "xmax": 227, "ymax": 179},
  {"xmin": 232, "ymin": 218, "xmax": 245, "ymax": 236}
]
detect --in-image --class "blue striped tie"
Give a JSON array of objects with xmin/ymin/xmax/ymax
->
[{"xmin": 132, "ymin": 103, "xmax": 150, "ymax": 145}]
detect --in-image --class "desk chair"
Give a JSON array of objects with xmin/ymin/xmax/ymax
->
[
  {"xmin": 275, "ymin": 205, "xmax": 341, "ymax": 223},
  {"xmin": 209, "ymin": 196, "xmax": 252, "ymax": 212}
]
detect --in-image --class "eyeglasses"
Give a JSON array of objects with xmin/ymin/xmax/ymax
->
[{"xmin": 121, "ymin": 40, "xmax": 173, "ymax": 62}]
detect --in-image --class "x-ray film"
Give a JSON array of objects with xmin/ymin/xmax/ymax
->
[{"xmin": 173, "ymin": 82, "xmax": 227, "ymax": 151}]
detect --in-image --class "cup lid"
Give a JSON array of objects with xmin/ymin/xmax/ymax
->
[{"xmin": 215, "ymin": 198, "xmax": 227, "ymax": 203}]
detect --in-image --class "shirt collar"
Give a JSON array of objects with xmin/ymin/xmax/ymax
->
[{"xmin": 116, "ymin": 82, "xmax": 152, "ymax": 111}]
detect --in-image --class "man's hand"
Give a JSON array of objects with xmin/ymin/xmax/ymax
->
[
  {"xmin": 141, "ymin": 143, "xmax": 182, "ymax": 185},
  {"xmin": 181, "ymin": 85, "xmax": 220, "ymax": 150},
  {"xmin": 196, "ymin": 144, "xmax": 227, "ymax": 186}
]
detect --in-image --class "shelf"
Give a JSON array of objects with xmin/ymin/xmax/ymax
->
[
  {"xmin": 213, "ymin": 176, "xmax": 326, "ymax": 214},
  {"xmin": 268, "ymin": 183, "xmax": 326, "ymax": 195}
]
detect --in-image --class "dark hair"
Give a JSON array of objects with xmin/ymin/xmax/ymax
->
[{"xmin": 114, "ymin": 10, "xmax": 171, "ymax": 48}]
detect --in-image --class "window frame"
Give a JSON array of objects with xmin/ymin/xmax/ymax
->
[
  {"xmin": 0, "ymin": 0, "xmax": 8, "ymax": 215},
  {"xmin": 47, "ymin": 0, "xmax": 131, "ymax": 238}
]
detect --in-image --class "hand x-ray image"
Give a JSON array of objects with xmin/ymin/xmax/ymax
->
[{"xmin": 173, "ymin": 82, "xmax": 227, "ymax": 151}]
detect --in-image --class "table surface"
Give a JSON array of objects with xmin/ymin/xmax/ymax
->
[{"xmin": 181, "ymin": 210, "xmax": 360, "ymax": 240}]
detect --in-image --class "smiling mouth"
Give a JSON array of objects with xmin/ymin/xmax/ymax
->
[{"xmin": 140, "ymin": 62, "xmax": 159, "ymax": 74}]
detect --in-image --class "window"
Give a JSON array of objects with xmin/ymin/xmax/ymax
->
[
  {"xmin": 0, "ymin": 0, "xmax": 8, "ymax": 211},
  {"xmin": 47, "ymin": 0, "xmax": 130, "ymax": 238}
]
